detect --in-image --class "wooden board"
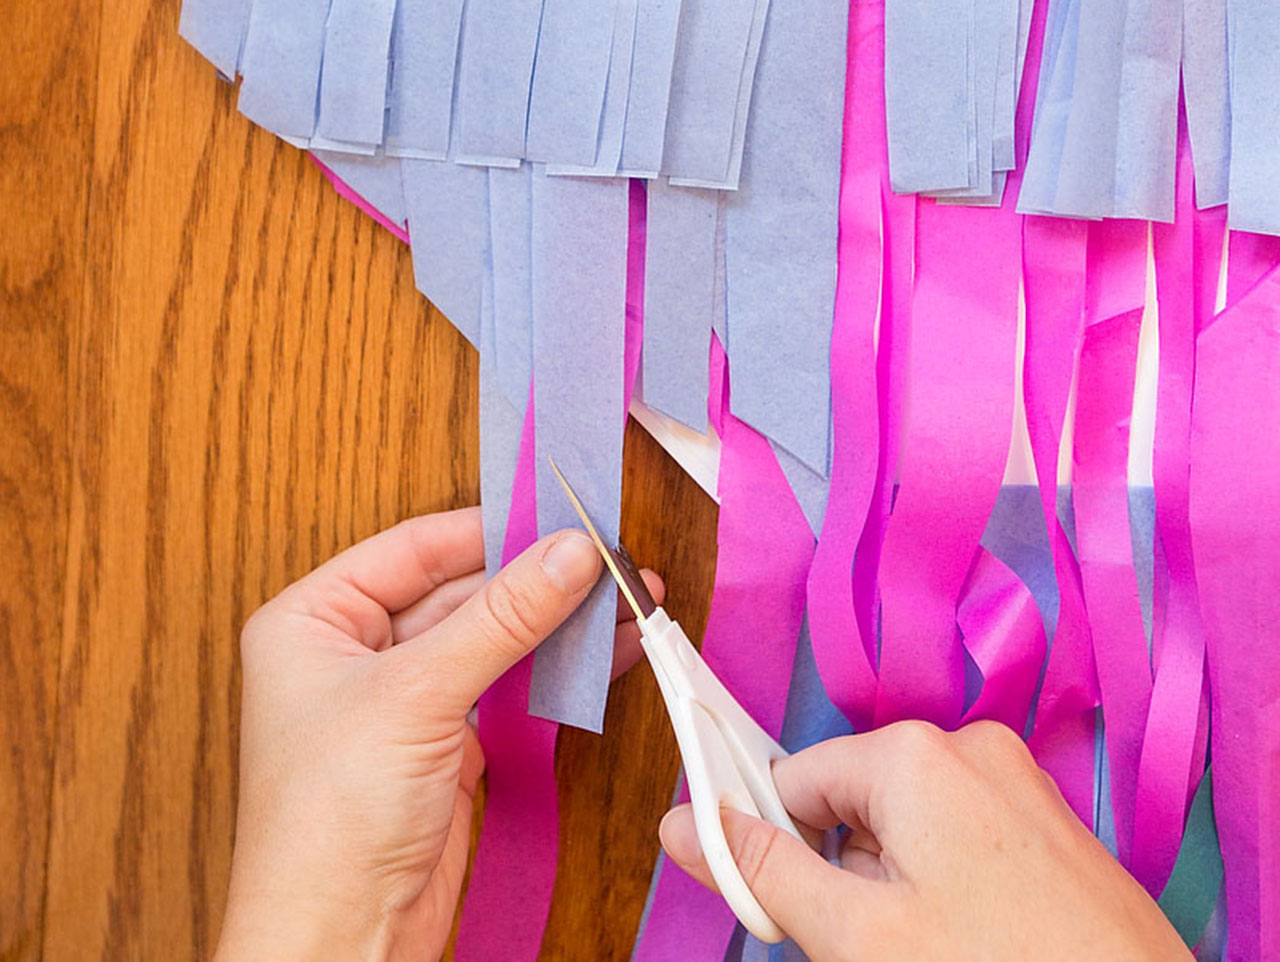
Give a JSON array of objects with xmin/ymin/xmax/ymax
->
[{"xmin": 0, "ymin": 1, "xmax": 718, "ymax": 959}]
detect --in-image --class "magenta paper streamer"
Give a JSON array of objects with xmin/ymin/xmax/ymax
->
[
  {"xmin": 634, "ymin": 334, "xmax": 814, "ymax": 962},
  {"xmin": 1022, "ymin": 214, "xmax": 1097, "ymax": 822},
  {"xmin": 1189, "ymin": 263, "xmax": 1280, "ymax": 962},
  {"xmin": 805, "ymin": 0, "xmax": 883, "ymax": 733},
  {"xmin": 456, "ymin": 403, "xmax": 560, "ymax": 962},
  {"xmin": 873, "ymin": 195, "xmax": 1019, "ymax": 729},
  {"xmin": 1133, "ymin": 116, "xmax": 1213, "ymax": 895},
  {"xmin": 1226, "ymin": 231, "xmax": 1280, "ymax": 308},
  {"xmin": 957, "ymin": 548, "xmax": 1047, "ymax": 731},
  {"xmin": 1072, "ymin": 218, "xmax": 1150, "ymax": 868},
  {"xmin": 311, "ymin": 156, "xmax": 412, "ymax": 244}
]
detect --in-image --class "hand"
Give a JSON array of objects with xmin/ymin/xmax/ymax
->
[
  {"xmin": 215, "ymin": 507, "xmax": 661, "ymax": 962},
  {"xmin": 659, "ymin": 720, "xmax": 1193, "ymax": 962}
]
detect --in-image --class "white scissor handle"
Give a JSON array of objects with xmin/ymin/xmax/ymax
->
[{"xmin": 639, "ymin": 608, "xmax": 805, "ymax": 943}]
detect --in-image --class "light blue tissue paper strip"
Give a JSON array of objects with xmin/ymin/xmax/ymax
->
[
  {"xmin": 452, "ymin": 0, "xmax": 545, "ymax": 164},
  {"xmin": 711, "ymin": 193, "xmax": 727, "ymax": 346},
  {"xmin": 1181, "ymin": 0, "xmax": 1230, "ymax": 209},
  {"xmin": 311, "ymin": 150, "xmax": 408, "ymax": 226},
  {"xmin": 641, "ymin": 180, "xmax": 716, "ymax": 432},
  {"xmin": 1019, "ymin": 0, "xmax": 1085, "ymax": 215},
  {"xmin": 724, "ymin": 0, "xmax": 845, "ymax": 476},
  {"xmin": 885, "ymin": 0, "xmax": 973, "ymax": 193},
  {"xmin": 668, "ymin": 0, "xmax": 769, "ymax": 191},
  {"xmin": 401, "ymin": 159, "xmax": 488, "ymax": 347},
  {"xmin": 487, "ymin": 165, "xmax": 535, "ymax": 415},
  {"xmin": 1048, "ymin": 0, "xmax": 1127, "ymax": 218},
  {"xmin": 384, "ymin": 0, "xmax": 465, "ymax": 159},
  {"xmin": 773, "ymin": 440, "xmax": 830, "ymax": 536},
  {"xmin": 1113, "ymin": 0, "xmax": 1180, "ymax": 221},
  {"xmin": 237, "ymin": 0, "xmax": 331, "ymax": 139},
  {"xmin": 992, "ymin": 0, "xmax": 1021, "ymax": 172},
  {"xmin": 525, "ymin": 0, "xmax": 620, "ymax": 166},
  {"xmin": 528, "ymin": 173, "xmax": 630, "ymax": 732},
  {"xmin": 982, "ymin": 485, "xmax": 1060, "ymax": 640},
  {"xmin": 547, "ymin": 0, "xmax": 640, "ymax": 177},
  {"xmin": 660, "ymin": 0, "xmax": 757, "ymax": 185},
  {"xmin": 928, "ymin": 0, "xmax": 1003, "ymax": 201},
  {"xmin": 479, "ymin": 271, "xmax": 523, "ymax": 579},
  {"xmin": 618, "ymin": 0, "xmax": 684, "ymax": 177},
  {"xmin": 315, "ymin": 0, "xmax": 397, "ymax": 148},
  {"xmin": 1226, "ymin": 0, "xmax": 1280, "ymax": 235},
  {"xmin": 1129, "ymin": 487, "xmax": 1155, "ymax": 649},
  {"xmin": 179, "ymin": 0, "xmax": 252, "ymax": 78}
]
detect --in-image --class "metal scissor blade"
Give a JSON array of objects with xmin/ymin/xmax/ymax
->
[{"xmin": 548, "ymin": 457, "xmax": 657, "ymax": 620}]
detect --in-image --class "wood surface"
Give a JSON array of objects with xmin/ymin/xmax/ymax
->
[{"xmin": 0, "ymin": 2, "xmax": 719, "ymax": 958}]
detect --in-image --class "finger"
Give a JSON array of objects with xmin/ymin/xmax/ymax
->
[
  {"xmin": 660, "ymin": 805, "xmax": 894, "ymax": 959},
  {"xmin": 616, "ymin": 569, "xmax": 666, "ymax": 623},
  {"xmin": 771, "ymin": 722, "xmax": 952, "ymax": 841},
  {"xmin": 276, "ymin": 508, "xmax": 486, "ymax": 648},
  {"xmin": 391, "ymin": 529, "xmax": 603, "ymax": 714},
  {"xmin": 390, "ymin": 571, "xmax": 487, "ymax": 643}
]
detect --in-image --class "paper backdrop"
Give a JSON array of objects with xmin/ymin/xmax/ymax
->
[{"xmin": 181, "ymin": 0, "xmax": 1280, "ymax": 958}]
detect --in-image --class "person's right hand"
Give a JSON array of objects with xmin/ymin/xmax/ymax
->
[{"xmin": 659, "ymin": 720, "xmax": 1193, "ymax": 962}]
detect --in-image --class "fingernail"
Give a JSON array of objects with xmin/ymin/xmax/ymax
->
[
  {"xmin": 659, "ymin": 807, "xmax": 701, "ymax": 867},
  {"xmin": 541, "ymin": 530, "xmax": 602, "ymax": 594}
]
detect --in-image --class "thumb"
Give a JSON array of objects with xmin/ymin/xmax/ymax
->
[
  {"xmin": 660, "ymin": 804, "xmax": 892, "ymax": 959},
  {"xmin": 392, "ymin": 528, "xmax": 603, "ymax": 714}
]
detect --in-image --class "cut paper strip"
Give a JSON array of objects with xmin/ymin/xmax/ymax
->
[
  {"xmin": 659, "ymin": 0, "xmax": 758, "ymax": 185},
  {"xmin": 1226, "ymin": 230, "xmax": 1280, "ymax": 308},
  {"xmin": 1073, "ymin": 283, "xmax": 1150, "ymax": 866},
  {"xmin": 1189, "ymin": 262, "xmax": 1280, "ymax": 962},
  {"xmin": 722, "ymin": 0, "xmax": 846, "ymax": 475},
  {"xmin": 237, "ymin": 0, "xmax": 331, "ymax": 139},
  {"xmin": 527, "ymin": 173, "xmax": 630, "ymax": 732},
  {"xmin": 1226, "ymin": 1, "xmax": 1280, "ymax": 236},
  {"xmin": 311, "ymin": 150, "xmax": 407, "ymax": 228},
  {"xmin": 456, "ymin": 395, "xmax": 561, "ymax": 962},
  {"xmin": 884, "ymin": 0, "xmax": 973, "ymax": 193},
  {"xmin": 1134, "ymin": 122, "xmax": 1212, "ymax": 897},
  {"xmin": 314, "ymin": 0, "xmax": 397, "ymax": 149},
  {"xmin": 451, "ymin": 0, "xmax": 545, "ymax": 164},
  {"xmin": 772, "ymin": 441, "xmax": 829, "ymax": 537},
  {"xmin": 401, "ymin": 159, "xmax": 489, "ymax": 347},
  {"xmin": 641, "ymin": 180, "xmax": 716, "ymax": 431},
  {"xmin": 957, "ymin": 548, "xmax": 1047, "ymax": 732},
  {"xmin": 1158, "ymin": 768, "xmax": 1224, "ymax": 950},
  {"xmin": 808, "ymin": 0, "xmax": 885, "ymax": 735},
  {"xmin": 179, "ymin": 0, "xmax": 252, "ymax": 79},
  {"xmin": 874, "ymin": 198, "xmax": 1019, "ymax": 729},
  {"xmin": 618, "ymin": 0, "xmax": 684, "ymax": 177},
  {"xmin": 487, "ymin": 165, "xmax": 535, "ymax": 414},
  {"xmin": 525, "ymin": 0, "xmax": 619, "ymax": 166},
  {"xmin": 1182, "ymin": 0, "xmax": 1230, "ymax": 209},
  {"xmin": 384, "ymin": 0, "xmax": 465, "ymax": 160},
  {"xmin": 1019, "ymin": 220, "xmax": 1094, "ymax": 810},
  {"xmin": 546, "ymin": 0, "xmax": 639, "ymax": 177},
  {"xmin": 668, "ymin": 0, "xmax": 768, "ymax": 191}
]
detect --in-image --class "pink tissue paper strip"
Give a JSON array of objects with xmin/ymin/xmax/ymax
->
[
  {"xmin": 1072, "ymin": 218, "xmax": 1150, "ymax": 869},
  {"xmin": 1190, "ymin": 262, "xmax": 1280, "ymax": 962},
  {"xmin": 633, "ymin": 334, "xmax": 815, "ymax": 962},
  {"xmin": 873, "ymin": 195, "xmax": 1020, "ymax": 729},
  {"xmin": 806, "ymin": 0, "xmax": 884, "ymax": 733},
  {"xmin": 1134, "ymin": 112, "xmax": 1213, "ymax": 896}
]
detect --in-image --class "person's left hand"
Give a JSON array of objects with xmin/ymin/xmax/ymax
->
[{"xmin": 214, "ymin": 507, "xmax": 662, "ymax": 962}]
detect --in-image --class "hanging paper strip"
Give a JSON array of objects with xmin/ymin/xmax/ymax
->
[{"xmin": 1189, "ymin": 263, "xmax": 1280, "ymax": 962}]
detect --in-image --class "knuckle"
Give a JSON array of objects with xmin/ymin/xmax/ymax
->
[
  {"xmin": 963, "ymin": 719, "xmax": 1032, "ymax": 763},
  {"xmin": 479, "ymin": 576, "xmax": 545, "ymax": 650},
  {"xmin": 889, "ymin": 719, "xmax": 949, "ymax": 762}
]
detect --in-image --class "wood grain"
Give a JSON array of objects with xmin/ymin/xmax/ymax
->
[
  {"xmin": 0, "ymin": 0, "xmax": 99, "ymax": 958},
  {"xmin": 0, "ymin": 0, "xmax": 719, "ymax": 959}
]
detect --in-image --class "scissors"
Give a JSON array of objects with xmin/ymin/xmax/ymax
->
[{"xmin": 551, "ymin": 458, "xmax": 805, "ymax": 943}]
